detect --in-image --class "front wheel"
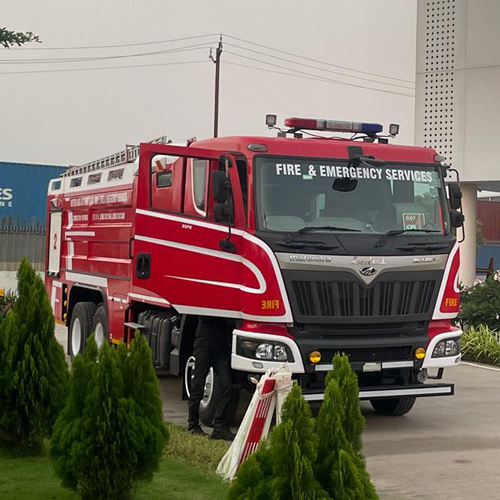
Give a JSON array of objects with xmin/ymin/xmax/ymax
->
[
  {"xmin": 370, "ymin": 396, "xmax": 417, "ymax": 416},
  {"xmin": 184, "ymin": 356, "xmax": 239, "ymax": 427}
]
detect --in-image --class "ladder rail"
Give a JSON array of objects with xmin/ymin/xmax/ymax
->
[{"xmin": 62, "ymin": 135, "xmax": 169, "ymax": 177}]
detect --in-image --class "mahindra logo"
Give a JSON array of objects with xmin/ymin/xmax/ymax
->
[{"xmin": 359, "ymin": 266, "xmax": 377, "ymax": 277}]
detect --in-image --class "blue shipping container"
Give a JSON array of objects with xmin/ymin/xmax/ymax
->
[{"xmin": 0, "ymin": 161, "xmax": 66, "ymax": 229}]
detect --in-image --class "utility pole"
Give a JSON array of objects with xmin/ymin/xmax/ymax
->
[{"xmin": 211, "ymin": 35, "xmax": 223, "ymax": 138}]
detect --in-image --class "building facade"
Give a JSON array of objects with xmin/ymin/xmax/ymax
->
[{"xmin": 415, "ymin": 0, "xmax": 500, "ymax": 285}]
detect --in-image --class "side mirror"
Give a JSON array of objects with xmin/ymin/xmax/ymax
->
[
  {"xmin": 214, "ymin": 203, "xmax": 232, "ymax": 224},
  {"xmin": 448, "ymin": 182, "xmax": 462, "ymax": 210},
  {"xmin": 212, "ymin": 170, "xmax": 231, "ymax": 203},
  {"xmin": 450, "ymin": 210, "xmax": 465, "ymax": 228},
  {"xmin": 333, "ymin": 178, "xmax": 358, "ymax": 192}
]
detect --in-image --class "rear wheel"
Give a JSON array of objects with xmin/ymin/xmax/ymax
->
[
  {"xmin": 69, "ymin": 302, "xmax": 96, "ymax": 359},
  {"xmin": 92, "ymin": 304, "xmax": 108, "ymax": 348},
  {"xmin": 370, "ymin": 396, "xmax": 417, "ymax": 416}
]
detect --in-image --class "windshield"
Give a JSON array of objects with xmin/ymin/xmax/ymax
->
[{"xmin": 255, "ymin": 157, "xmax": 450, "ymax": 235}]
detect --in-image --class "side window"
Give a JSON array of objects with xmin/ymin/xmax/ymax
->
[
  {"xmin": 236, "ymin": 159, "xmax": 248, "ymax": 220},
  {"xmin": 151, "ymin": 155, "xmax": 184, "ymax": 213},
  {"xmin": 192, "ymin": 159, "xmax": 208, "ymax": 215}
]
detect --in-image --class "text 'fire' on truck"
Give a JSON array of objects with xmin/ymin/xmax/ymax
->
[{"xmin": 45, "ymin": 116, "xmax": 464, "ymax": 421}]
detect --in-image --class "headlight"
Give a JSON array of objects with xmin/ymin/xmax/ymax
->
[
  {"xmin": 274, "ymin": 345, "xmax": 288, "ymax": 361},
  {"xmin": 256, "ymin": 343, "xmax": 273, "ymax": 360},
  {"xmin": 432, "ymin": 338, "xmax": 460, "ymax": 358},
  {"xmin": 237, "ymin": 337, "xmax": 294, "ymax": 362}
]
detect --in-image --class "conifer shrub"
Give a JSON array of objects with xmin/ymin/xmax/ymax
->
[
  {"xmin": 0, "ymin": 259, "xmax": 69, "ymax": 452},
  {"xmin": 324, "ymin": 354, "xmax": 365, "ymax": 454},
  {"xmin": 229, "ymin": 384, "xmax": 327, "ymax": 500},
  {"xmin": 229, "ymin": 354, "xmax": 378, "ymax": 500},
  {"xmin": 267, "ymin": 384, "xmax": 325, "ymax": 499},
  {"xmin": 316, "ymin": 355, "xmax": 377, "ymax": 499},
  {"xmin": 51, "ymin": 333, "xmax": 169, "ymax": 499}
]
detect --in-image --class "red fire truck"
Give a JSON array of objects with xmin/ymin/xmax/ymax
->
[{"xmin": 45, "ymin": 117, "xmax": 464, "ymax": 422}]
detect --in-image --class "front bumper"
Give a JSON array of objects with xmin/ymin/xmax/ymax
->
[
  {"xmin": 231, "ymin": 328, "xmax": 460, "ymax": 401},
  {"xmin": 303, "ymin": 383, "xmax": 454, "ymax": 401},
  {"xmin": 232, "ymin": 328, "xmax": 462, "ymax": 374}
]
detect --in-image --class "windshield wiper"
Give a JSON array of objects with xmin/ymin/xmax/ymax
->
[
  {"xmin": 396, "ymin": 243, "xmax": 449, "ymax": 251},
  {"xmin": 375, "ymin": 229, "xmax": 441, "ymax": 248},
  {"xmin": 276, "ymin": 240, "xmax": 338, "ymax": 250},
  {"xmin": 287, "ymin": 225, "xmax": 361, "ymax": 243}
]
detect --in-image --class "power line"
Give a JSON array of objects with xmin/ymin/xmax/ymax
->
[
  {"xmin": 6, "ymin": 32, "xmax": 414, "ymax": 85},
  {"xmin": 224, "ymin": 52, "xmax": 414, "ymax": 98},
  {"xmin": 225, "ymin": 60, "xmax": 350, "ymax": 85},
  {"xmin": 0, "ymin": 59, "xmax": 209, "ymax": 76},
  {"xmin": 223, "ymin": 34, "xmax": 414, "ymax": 85},
  {"xmin": 224, "ymin": 42, "xmax": 414, "ymax": 90},
  {"xmin": 0, "ymin": 43, "xmax": 215, "ymax": 64},
  {"xmin": 7, "ymin": 33, "xmax": 219, "ymax": 51},
  {"xmin": 4, "ymin": 32, "xmax": 414, "ymax": 88}
]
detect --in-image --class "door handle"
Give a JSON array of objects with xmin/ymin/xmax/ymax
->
[{"xmin": 136, "ymin": 252, "xmax": 151, "ymax": 279}]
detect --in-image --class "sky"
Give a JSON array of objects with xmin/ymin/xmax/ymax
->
[{"xmin": 1, "ymin": 0, "xmax": 417, "ymax": 166}]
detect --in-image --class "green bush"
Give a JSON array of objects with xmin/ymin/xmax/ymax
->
[
  {"xmin": 229, "ymin": 384, "xmax": 326, "ymax": 500},
  {"xmin": 458, "ymin": 275, "xmax": 500, "ymax": 331},
  {"xmin": 461, "ymin": 325, "xmax": 500, "ymax": 366},
  {"xmin": 229, "ymin": 354, "xmax": 378, "ymax": 500},
  {"xmin": 316, "ymin": 355, "xmax": 377, "ymax": 499},
  {"xmin": 51, "ymin": 333, "xmax": 169, "ymax": 499},
  {"xmin": 0, "ymin": 259, "xmax": 69, "ymax": 452}
]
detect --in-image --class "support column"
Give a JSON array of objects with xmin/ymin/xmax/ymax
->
[{"xmin": 459, "ymin": 183, "xmax": 477, "ymax": 287}]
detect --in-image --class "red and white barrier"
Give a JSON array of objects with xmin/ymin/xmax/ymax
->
[{"xmin": 216, "ymin": 364, "xmax": 292, "ymax": 481}]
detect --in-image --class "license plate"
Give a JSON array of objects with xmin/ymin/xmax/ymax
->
[{"xmin": 363, "ymin": 362, "xmax": 382, "ymax": 372}]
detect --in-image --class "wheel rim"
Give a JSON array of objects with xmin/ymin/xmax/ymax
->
[
  {"xmin": 184, "ymin": 356, "xmax": 196, "ymax": 398},
  {"xmin": 94, "ymin": 322, "xmax": 105, "ymax": 348},
  {"xmin": 200, "ymin": 368, "xmax": 214, "ymax": 410},
  {"xmin": 71, "ymin": 317, "xmax": 82, "ymax": 355}
]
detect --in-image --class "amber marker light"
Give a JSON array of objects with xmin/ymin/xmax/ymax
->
[
  {"xmin": 309, "ymin": 351, "xmax": 322, "ymax": 364},
  {"xmin": 415, "ymin": 347, "xmax": 426, "ymax": 360}
]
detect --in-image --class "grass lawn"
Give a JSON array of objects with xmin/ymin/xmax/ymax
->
[{"xmin": 0, "ymin": 445, "xmax": 229, "ymax": 500}]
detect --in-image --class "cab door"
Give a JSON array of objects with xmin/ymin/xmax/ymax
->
[{"xmin": 132, "ymin": 143, "xmax": 251, "ymax": 317}]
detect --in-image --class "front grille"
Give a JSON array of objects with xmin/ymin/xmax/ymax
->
[{"xmin": 289, "ymin": 275, "xmax": 438, "ymax": 322}]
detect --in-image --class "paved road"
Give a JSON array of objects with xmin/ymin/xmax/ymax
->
[
  {"xmin": 55, "ymin": 325, "xmax": 500, "ymax": 499},
  {"xmin": 362, "ymin": 364, "xmax": 500, "ymax": 499}
]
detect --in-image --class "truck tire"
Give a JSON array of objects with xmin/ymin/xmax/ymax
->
[
  {"xmin": 69, "ymin": 302, "xmax": 96, "ymax": 359},
  {"xmin": 184, "ymin": 357, "xmax": 240, "ymax": 427},
  {"xmin": 370, "ymin": 396, "xmax": 417, "ymax": 416},
  {"xmin": 92, "ymin": 304, "xmax": 108, "ymax": 349},
  {"xmin": 199, "ymin": 368, "xmax": 219, "ymax": 427}
]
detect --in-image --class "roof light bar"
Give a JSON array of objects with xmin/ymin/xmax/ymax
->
[{"xmin": 284, "ymin": 117, "xmax": 383, "ymax": 135}]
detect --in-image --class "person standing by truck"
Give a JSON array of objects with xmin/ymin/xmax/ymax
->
[{"xmin": 187, "ymin": 316, "xmax": 236, "ymax": 441}]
